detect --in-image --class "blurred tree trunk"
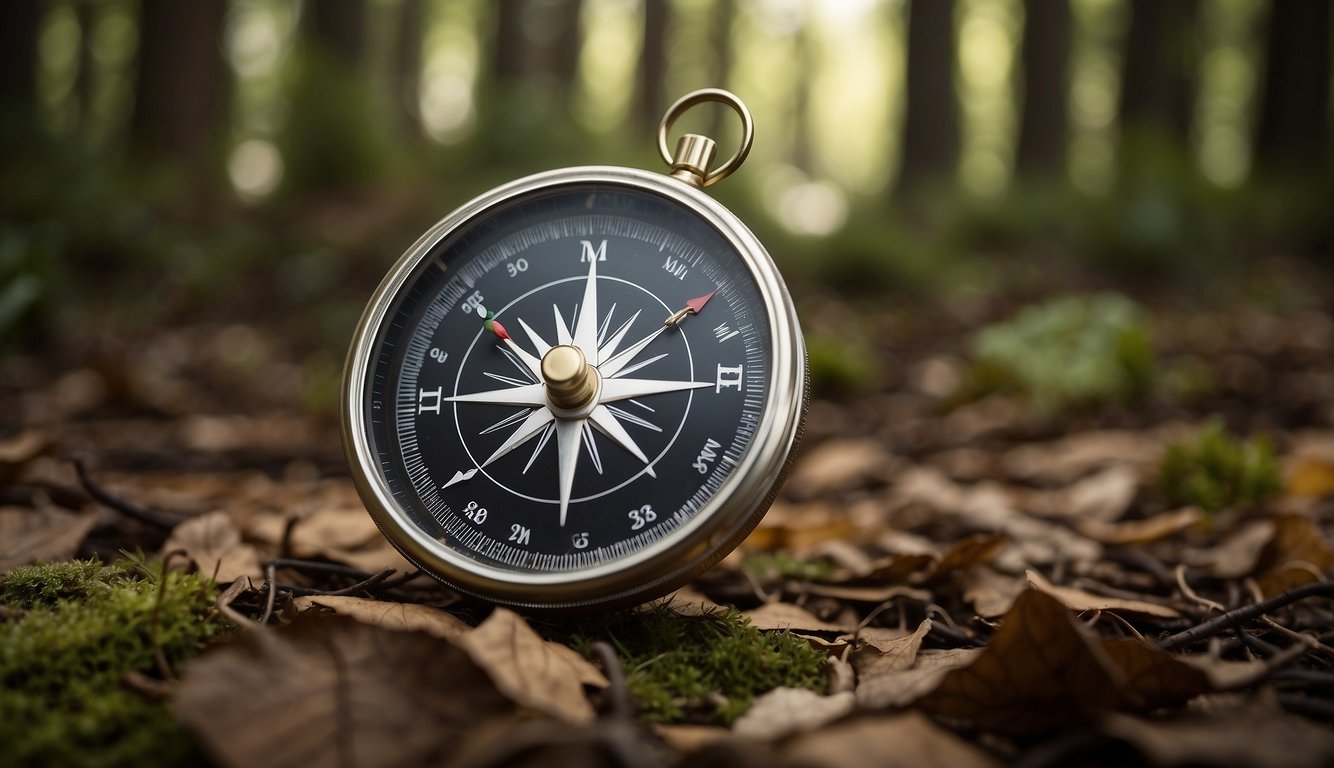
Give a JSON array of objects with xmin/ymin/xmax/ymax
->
[
  {"xmin": 550, "ymin": 0, "xmax": 584, "ymax": 104},
  {"xmin": 493, "ymin": 0, "xmax": 527, "ymax": 85},
  {"xmin": 130, "ymin": 0, "xmax": 230, "ymax": 171},
  {"xmin": 303, "ymin": 0, "xmax": 366, "ymax": 66},
  {"xmin": 393, "ymin": 0, "xmax": 425, "ymax": 136},
  {"xmin": 1015, "ymin": 0, "xmax": 1070, "ymax": 177},
  {"xmin": 792, "ymin": 17, "xmax": 815, "ymax": 174},
  {"xmin": 76, "ymin": 1, "xmax": 98, "ymax": 132},
  {"xmin": 897, "ymin": 0, "xmax": 958, "ymax": 195},
  {"xmin": 1118, "ymin": 0, "xmax": 1198, "ymax": 143},
  {"xmin": 0, "ymin": 0, "xmax": 40, "ymax": 110},
  {"xmin": 638, "ymin": 0, "xmax": 669, "ymax": 127},
  {"xmin": 1255, "ymin": 0, "xmax": 1330, "ymax": 172},
  {"xmin": 708, "ymin": 0, "xmax": 736, "ymax": 137}
]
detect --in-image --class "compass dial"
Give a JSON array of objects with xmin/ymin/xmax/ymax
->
[{"xmin": 344, "ymin": 167, "xmax": 804, "ymax": 610}]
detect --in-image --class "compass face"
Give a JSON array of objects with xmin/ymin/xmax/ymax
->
[{"xmin": 345, "ymin": 168, "xmax": 804, "ymax": 609}]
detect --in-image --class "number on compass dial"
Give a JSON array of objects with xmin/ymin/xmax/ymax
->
[{"xmin": 369, "ymin": 185, "xmax": 769, "ymax": 573}]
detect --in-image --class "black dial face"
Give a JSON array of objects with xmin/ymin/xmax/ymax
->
[{"xmin": 364, "ymin": 182, "xmax": 771, "ymax": 575}]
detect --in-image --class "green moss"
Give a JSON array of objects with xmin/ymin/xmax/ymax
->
[
  {"xmin": 558, "ymin": 606, "xmax": 827, "ymax": 725},
  {"xmin": 0, "ymin": 560, "xmax": 231, "ymax": 767},
  {"xmin": 807, "ymin": 334, "xmax": 878, "ymax": 399},
  {"xmin": 743, "ymin": 551, "xmax": 837, "ymax": 583},
  {"xmin": 963, "ymin": 292, "xmax": 1155, "ymax": 414},
  {"xmin": 1158, "ymin": 417, "xmax": 1281, "ymax": 514}
]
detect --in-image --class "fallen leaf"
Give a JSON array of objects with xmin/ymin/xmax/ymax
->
[
  {"xmin": 1285, "ymin": 455, "xmax": 1334, "ymax": 498},
  {"xmin": 781, "ymin": 712, "xmax": 1001, "ymax": 768},
  {"xmin": 175, "ymin": 617, "xmax": 519, "ymax": 768},
  {"xmin": 1001, "ymin": 428, "xmax": 1177, "ymax": 484},
  {"xmin": 854, "ymin": 648, "xmax": 983, "ymax": 709},
  {"xmin": 732, "ymin": 688, "xmax": 855, "ymax": 740},
  {"xmin": 1026, "ymin": 570, "xmax": 1181, "ymax": 619},
  {"xmin": 1189, "ymin": 518, "xmax": 1274, "ymax": 579},
  {"xmin": 653, "ymin": 587, "xmax": 726, "ymax": 617},
  {"xmin": 290, "ymin": 595, "xmax": 470, "ymax": 641},
  {"xmin": 1253, "ymin": 513, "xmax": 1334, "ymax": 596},
  {"xmin": 1103, "ymin": 705, "xmax": 1334, "ymax": 768},
  {"xmin": 162, "ymin": 511, "xmax": 263, "ymax": 583},
  {"xmin": 1076, "ymin": 507, "xmax": 1203, "ymax": 546},
  {"xmin": 1065, "ymin": 465, "xmax": 1140, "ymax": 522},
  {"xmin": 653, "ymin": 723, "xmax": 731, "ymax": 753},
  {"xmin": 0, "ymin": 430, "xmax": 48, "ymax": 476},
  {"xmin": 247, "ymin": 507, "xmax": 417, "ymax": 575},
  {"xmin": 744, "ymin": 602, "xmax": 850, "ymax": 634},
  {"xmin": 784, "ymin": 438, "xmax": 898, "ymax": 498},
  {"xmin": 851, "ymin": 619, "xmax": 931, "ymax": 678},
  {"xmin": 921, "ymin": 533, "xmax": 1006, "ymax": 582},
  {"xmin": 459, "ymin": 608, "xmax": 608, "ymax": 724},
  {"xmin": 744, "ymin": 500, "xmax": 858, "ymax": 552},
  {"xmin": 961, "ymin": 565, "xmax": 1026, "ymax": 617},
  {"xmin": 0, "ymin": 505, "xmax": 97, "ymax": 574},
  {"xmin": 915, "ymin": 589, "xmax": 1130, "ymax": 734}
]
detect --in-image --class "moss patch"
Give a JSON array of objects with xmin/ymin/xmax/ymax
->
[
  {"xmin": 0, "ymin": 559, "xmax": 230, "ymax": 767},
  {"xmin": 1158, "ymin": 417, "xmax": 1280, "ymax": 514},
  {"xmin": 558, "ymin": 606, "xmax": 827, "ymax": 725}
]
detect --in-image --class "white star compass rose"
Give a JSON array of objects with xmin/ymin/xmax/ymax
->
[{"xmin": 441, "ymin": 257, "xmax": 717, "ymax": 526}]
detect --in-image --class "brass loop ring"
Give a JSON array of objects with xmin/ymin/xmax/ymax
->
[{"xmin": 657, "ymin": 88, "xmax": 754, "ymax": 187}]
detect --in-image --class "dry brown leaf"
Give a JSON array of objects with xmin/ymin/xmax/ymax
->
[
  {"xmin": 961, "ymin": 565, "xmax": 1026, "ymax": 617},
  {"xmin": 0, "ymin": 505, "xmax": 97, "ymax": 574},
  {"xmin": 1064, "ymin": 465, "xmax": 1140, "ymax": 521},
  {"xmin": 247, "ymin": 506, "xmax": 417, "ymax": 575},
  {"xmin": 175, "ymin": 617, "xmax": 519, "ymax": 768},
  {"xmin": 459, "ymin": 608, "xmax": 608, "ymax": 724},
  {"xmin": 781, "ymin": 712, "xmax": 1001, "ymax": 768},
  {"xmin": 1103, "ymin": 705, "xmax": 1334, "ymax": 768},
  {"xmin": 653, "ymin": 587, "xmax": 727, "ymax": 617},
  {"xmin": 162, "ymin": 511, "xmax": 263, "ymax": 583},
  {"xmin": 1077, "ymin": 507, "xmax": 1203, "ymax": 546},
  {"xmin": 652, "ymin": 723, "xmax": 731, "ymax": 753},
  {"xmin": 921, "ymin": 533, "xmax": 1006, "ymax": 582},
  {"xmin": 731, "ymin": 688, "xmax": 855, "ymax": 740},
  {"xmin": 1286, "ymin": 455, "xmax": 1334, "ymax": 498},
  {"xmin": 290, "ymin": 595, "xmax": 470, "ymax": 641},
  {"xmin": 1190, "ymin": 518, "xmax": 1274, "ymax": 579},
  {"xmin": 1001, "ymin": 428, "xmax": 1177, "ymax": 484},
  {"xmin": 915, "ymin": 589, "xmax": 1131, "ymax": 734},
  {"xmin": 0, "ymin": 429, "xmax": 48, "ymax": 474},
  {"xmin": 784, "ymin": 438, "xmax": 897, "ymax": 498},
  {"xmin": 1254, "ymin": 513, "xmax": 1334, "ymax": 596},
  {"xmin": 744, "ymin": 500, "xmax": 858, "ymax": 552},
  {"xmin": 853, "ymin": 648, "xmax": 983, "ymax": 709},
  {"xmin": 851, "ymin": 619, "xmax": 931, "ymax": 677},
  {"xmin": 744, "ymin": 602, "xmax": 850, "ymax": 634},
  {"xmin": 1097, "ymin": 637, "xmax": 1212, "ymax": 709},
  {"xmin": 1026, "ymin": 570, "xmax": 1181, "ymax": 619}
]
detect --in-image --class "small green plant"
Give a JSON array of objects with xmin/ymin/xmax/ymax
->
[
  {"xmin": 806, "ymin": 333, "xmax": 878, "ymax": 399},
  {"xmin": 964, "ymin": 292, "xmax": 1155, "ymax": 413},
  {"xmin": 0, "ymin": 559, "xmax": 231, "ymax": 766},
  {"xmin": 743, "ymin": 551, "xmax": 837, "ymax": 583},
  {"xmin": 559, "ymin": 606, "xmax": 827, "ymax": 725},
  {"xmin": 1158, "ymin": 417, "xmax": 1281, "ymax": 513}
]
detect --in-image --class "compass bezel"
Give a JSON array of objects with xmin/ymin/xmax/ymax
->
[{"xmin": 342, "ymin": 166, "xmax": 805, "ymax": 611}]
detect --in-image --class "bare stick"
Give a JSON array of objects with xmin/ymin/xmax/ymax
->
[
  {"xmin": 1157, "ymin": 582, "xmax": 1334, "ymax": 651},
  {"xmin": 74, "ymin": 458, "xmax": 180, "ymax": 529},
  {"xmin": 259, "ymin": 562, "xmax": 278, "ymax": 626}
]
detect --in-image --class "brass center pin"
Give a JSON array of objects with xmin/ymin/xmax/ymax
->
[{"xmin": 541, "ymin": 345, "xmax": 598, "ymax": 410}]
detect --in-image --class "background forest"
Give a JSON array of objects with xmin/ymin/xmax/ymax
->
[{"xmin": 3, "ymin": 1, "xmax": 1334, "ymax": 767}]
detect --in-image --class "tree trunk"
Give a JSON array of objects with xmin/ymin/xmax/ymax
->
[
  {"xmin": 1118, "ymin": 0, "xmax": 1198, "ymax": 143},
  {"xmin": 897, "ymin": 0, "xmax": 958, "ymax": 194},
  {"xmin": 1015, "ymin": 0, "xmax": 1070, "ymax": 177},
  {"xmin": 1255, "ymin": 0, "xmax": 1331, "ymax": 172},
  {"xmin": 0, "ymin": 0, "xmax": 40, "ymax": 109},
  {"xmin": 303, "ymin": 0, "xmax": 366, "ymax": 66},
  {"xmin": 130, "ymin": 0, "xmax": 230, "ymax": 170},
  {"xmin": 492, "ymin": 0, "xmax": 527, "ymax": 86},
  {"xmin": 549, "ymin": 0, "xmax": 584, "ymax": 103},
  {"xmin": 393, "ymin": 0, "xmax": 425, "ymax": 136},
  {"xmin": 638, "ymin": 0, "xmax": 669, "ymax": 128},
  {"xmin": 708, "ymin": 0, "xmax": 736, "ymax": 137}
]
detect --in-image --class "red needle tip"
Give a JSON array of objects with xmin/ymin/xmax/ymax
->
[
  {"xmin": 491, "ymin": 320, "xmax": 510, "ymax": 340},
  {"xmin": 685, "ymin": 291, "xmax": 715, "ymax": 314}
]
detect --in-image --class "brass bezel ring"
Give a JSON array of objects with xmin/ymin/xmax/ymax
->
[{"xmin": 657, "ymin": 88, "xmax": 754, "ymax": 187}]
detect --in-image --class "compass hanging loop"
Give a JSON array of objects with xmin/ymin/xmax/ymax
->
[{"xmin": 657, "ymin": 88, "xmax": 754, "ymax": 188}]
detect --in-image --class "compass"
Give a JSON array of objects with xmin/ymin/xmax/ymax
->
[{"xmin": 342, "ymin": 90, "xmax": 806, "ymax": 611}]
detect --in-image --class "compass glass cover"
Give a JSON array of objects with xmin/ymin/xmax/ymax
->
[{"xmin": 362, "ymin": 182, "xmax": 773, "ymax": 575}]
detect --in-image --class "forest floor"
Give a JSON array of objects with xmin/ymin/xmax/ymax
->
[{"xmin": 4, "ymin": 258, "xmax": 1334, "ymax": 767}]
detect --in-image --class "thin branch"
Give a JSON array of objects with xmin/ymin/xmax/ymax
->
[
  {"xmin": 74, "ymin": 458, "xmax": 181, "ymax": 529},
  {"xmin": 591, "ymin": 641, "xmax": 633, "ymax": 720},
  {"xmin": 259, "ymin": 562, "xmax": 278, "ymax": 625},
  {"xmin": 1157, "ymin": 582, "xmax": 1334, "ymax": 651}
]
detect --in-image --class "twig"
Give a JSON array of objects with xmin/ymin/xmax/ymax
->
[
  {"xmin": 1175, "ymin": 564, "xmax": 1226, "ymax": 614},
  {"xmin": 150, "ymin": 549, "xmax": 189, "ymax": 680},
  {"xmin": 310, "ymin": 568, "xmax": 395, "ymax": 597},
  {"xmin": 73, "ymin": 458, "xmax": 181, "ymax": 529},
  {"xmin": 592, "ymin": 641, "xmax": 633, "ymax": 720},
  {"xmin": 268, "ymin": 558, "xmax": 375, "ymax": 579},
  {"xmin": 216, "ymin": 576, "xmax": 259, "ymax": 629},
  {"xmin": 259, "ymin": 562, "xmax": 278, "ymax": 626},
  {"xmin": 1157, "ymin": 582, "xmax": 1334, "ymax": 651}
]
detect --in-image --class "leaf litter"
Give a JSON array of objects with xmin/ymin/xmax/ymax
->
[{"xmin": 4, "ymin": 301, "xmax": 1334, "ymax": 765}]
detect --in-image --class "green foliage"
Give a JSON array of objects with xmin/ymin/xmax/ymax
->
[
  {"xmin": 964, "ymin": 292, "xmax": 1155, "ymax": 414},
  {"xmin": 743, "ymin": 551, "xmax": 837, "ymax": 583},
  {"xmin": 560, "ymin": 607, "xmax": 827, "ymax": 725},
  {"xmin": 1158, "ymin": 417, "xmax": 1281, "ymax": 514},
  {"xmin": 806, "ymin": 333, "xmax": 878, "ymax": 400},
  {"xmin": 279, "ymin": 51, "xmax": 390, "ymax": 194},
  {"xmin": 0, "ymin": 560, "xmax": 230, "ymax": 767}
]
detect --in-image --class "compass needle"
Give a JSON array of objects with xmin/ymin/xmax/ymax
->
[
  {"xmin": 554, "ymin": 418, "xmax": 584, "ymax": 527},
  {"xmin": 445, "ymin": 382, "xmax": 548, "ymax": 408},
  {"xmin": 572, "ymin": 256, "xmax": 601, "ymax": 362},
  {"xmin": 598, "ymin": 377, "xmax": 711, "ymax": 403}
]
